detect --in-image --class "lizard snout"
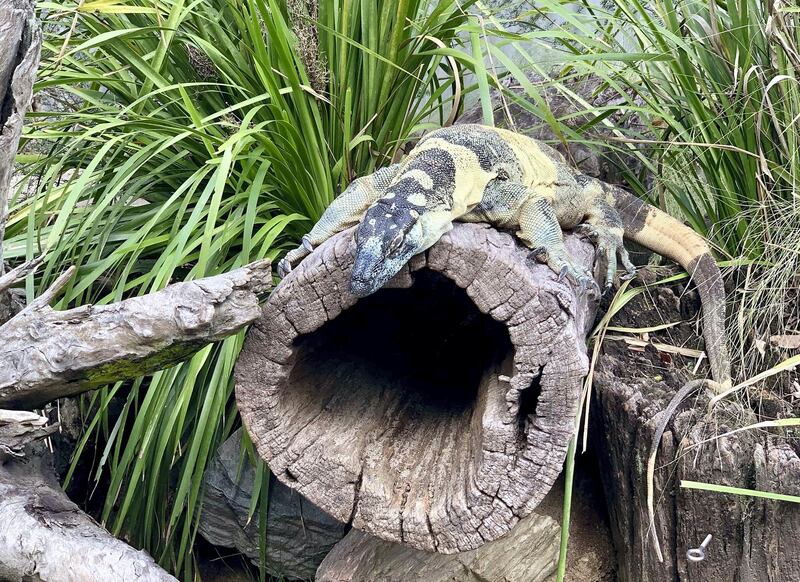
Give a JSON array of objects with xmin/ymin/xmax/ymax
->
[{"xmin": 349, "ymin": 274, "xmax": 376, "ymax": 298}]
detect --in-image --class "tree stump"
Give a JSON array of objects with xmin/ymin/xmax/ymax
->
[
  {"xmin": 235, "ymin": 223, "xmax": 601, "ymax": 553},
  {"xmin": 590, "ymin": 279, "xmax": 800, "ymax": 581}
]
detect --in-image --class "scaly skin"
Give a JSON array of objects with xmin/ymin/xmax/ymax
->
[{"xmin": 278, "ymin": 124, "xmax": 731, "ymax": 391}]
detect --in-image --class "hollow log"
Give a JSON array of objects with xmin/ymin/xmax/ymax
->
[{"xmin": 236, "ymin": 222, "xmax": 601, "ymax": 553}]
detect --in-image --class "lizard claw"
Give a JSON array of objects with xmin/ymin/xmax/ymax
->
[
  {"xmin": 576, "ymin": 276, "xmax": 601, "ymax": 299},
  {"xmin": 278, "ymin": 258, "xmax": 292, "ymax": 279},
  {"xmin": 279, "ymin": 244, "xmax": 313, "ymax": 279},
  {"xmin": 302, "ymin": 235, "xmax": 314, "ymax": 253},
  {"xmin": 553, "ymin": 262, "xmax": 600, "ymax": 298},
  {"xmin": 575, "ymin": 221, "xmax": 639, "ymax": 288}
]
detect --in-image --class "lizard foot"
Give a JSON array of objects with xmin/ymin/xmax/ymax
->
[
  {"xmin": 531, "ymin": 247, "xmax": 600, "ymax": 298},
  {"xmin": 277, "ymin": 244, "xmax": 312, "ymax": 279},
  {"xmin": 574, "ymin": 224, "xmax": 637, "ymax": 289}
]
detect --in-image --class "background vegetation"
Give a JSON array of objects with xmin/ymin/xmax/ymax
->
[
  {"xmin": 6, "ymin": 0, "xmax": 798, "ymax": 579},
  {"xmin": 520, "ymin": 0, "xmax": 798, "ymax": 374},
  {"xmin": 9, "ymin": 0, "xmax": 481, "ymax": 576}
]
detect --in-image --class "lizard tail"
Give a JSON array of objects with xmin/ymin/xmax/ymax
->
[
  {"xmin": 609, "ymin": 185, "xmax": 732, "ymax": 561},
  {"xmin": 608, "ymin": 185, "xmax": 732, "ymax": 390}
]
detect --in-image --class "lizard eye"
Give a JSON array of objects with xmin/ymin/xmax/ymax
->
[{"xmin": 387, "ymin": 232, "xmax": 404, "ymax": 256}]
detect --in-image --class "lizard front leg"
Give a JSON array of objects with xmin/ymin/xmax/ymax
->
[
  {"xmin": 278, "ymin": 164, "xmax": 400, "ymax": 277},
  {"xmin": 462, "ymin": 181, "xmax": 598, "ymax": 294},
  {"xmin": 517, "ymin": 196, "xmax": 600, "ymax": 294}
]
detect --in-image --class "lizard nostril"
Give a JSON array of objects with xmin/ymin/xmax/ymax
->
[{"xmin": 349, "ymin": 276, "xmax": 372, "ymax": 297}]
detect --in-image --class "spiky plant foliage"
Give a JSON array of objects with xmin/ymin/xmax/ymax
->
[{"xmin": 7, "ymin": 0, "xmax": 486, "ymax": 576}]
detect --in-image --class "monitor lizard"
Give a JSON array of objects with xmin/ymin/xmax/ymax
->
[{"xmin": 277, "ymin": 124, "xmax": 732, "ymax": 557}]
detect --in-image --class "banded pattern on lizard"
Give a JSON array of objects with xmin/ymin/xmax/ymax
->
[{"xmin": 278, "ymin": 124, "xmax": 731, "ymax": 392}]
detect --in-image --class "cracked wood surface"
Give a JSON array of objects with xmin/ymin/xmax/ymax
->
[
  {"xmin": 592, "ymin": 284, "xmax": 800, "ymax": 582},
  {"xmin": 0, "ymin": 449, "xmax": 178, "ymax": 582},
  {"xmin": 596, "ymin": 363, "xmax": 800, "ymax": 581},
  {"xmin": 316, "ymin": 469, "xmax": 616, "ymax": 582},
  {"xmin": 0, "ymin": 259, "xmax": 272, "ymax": 409},
  {"xmin": 236, "ymin": 222, "xmax": 601, "ymax": 553}
]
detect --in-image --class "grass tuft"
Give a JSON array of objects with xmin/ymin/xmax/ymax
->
[{"xmin": 10, "ymin": 0, "xmax": 491, "ymax": 575}]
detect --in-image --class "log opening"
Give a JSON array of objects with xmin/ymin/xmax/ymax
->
[
  {"xmin": 287, "ymin": 268, "xmax": 515, "ymax": 431},
  {"xmin": 236, "ymin": 223, "xmax": 600, "ymax": 553}
]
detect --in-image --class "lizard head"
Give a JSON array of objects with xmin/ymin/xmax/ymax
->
[{"xmin": 349, "ymin": 204, "xmax": 425, "ymax": 297}]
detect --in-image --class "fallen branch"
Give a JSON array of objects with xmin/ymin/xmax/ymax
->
[
  {"xmin": 0, "ymin": 440, "xmax": 178, "ymax": 582},
  {"xmin": 0, "ymin": 252, "xmax": 45, "ymax": 295},
  {"xmin": 0, "ymin": 259, "xmax": 272, "ymax": 409}
]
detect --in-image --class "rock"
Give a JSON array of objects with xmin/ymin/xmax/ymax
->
[{"xmin": 199, "ymin": 428, "xmax": 348, "ymax": 581}]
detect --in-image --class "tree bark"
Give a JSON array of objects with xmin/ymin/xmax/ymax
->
[
  {"xmin": 0, "ymin": 0, "xmax": 39, "ymax": 325},
  {"xmin": 0, "ymin": 259, "xmax": 272, "ymax": 409},
  {"xmin": 235, "ymin": 222, "xmax": 601, "ymax": 553},
  {"xmin": 0, "ymin": 444, "xmax": 178, "ymax": 582},
  {"xmin": 591, "ymin": 280, "xmax": 800, "ymax": 582}
]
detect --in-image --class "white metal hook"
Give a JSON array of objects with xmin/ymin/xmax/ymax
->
[{"xmin": 687, "ymin": 534, "xmax": 713, "ymax": 562}]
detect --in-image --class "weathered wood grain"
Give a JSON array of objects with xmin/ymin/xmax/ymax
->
[
  {"xmin": 592, "ymin": 282, "xmax": 800, "ymax": 581},
  {"xmin": 0, "ymin": 259, "xmax": 272, "ymax": 409},
  {"xmin": 236, "ymin": 222, "xmax": 601, "ymax": 553},
  {"xmin": 0, "ymin": 0, "xmax": 39, "ymax": 271}
]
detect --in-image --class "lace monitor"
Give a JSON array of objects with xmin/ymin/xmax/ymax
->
[{"xmin": 279, "ymin": 124, "xmax": 730, "ymax": 391}]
